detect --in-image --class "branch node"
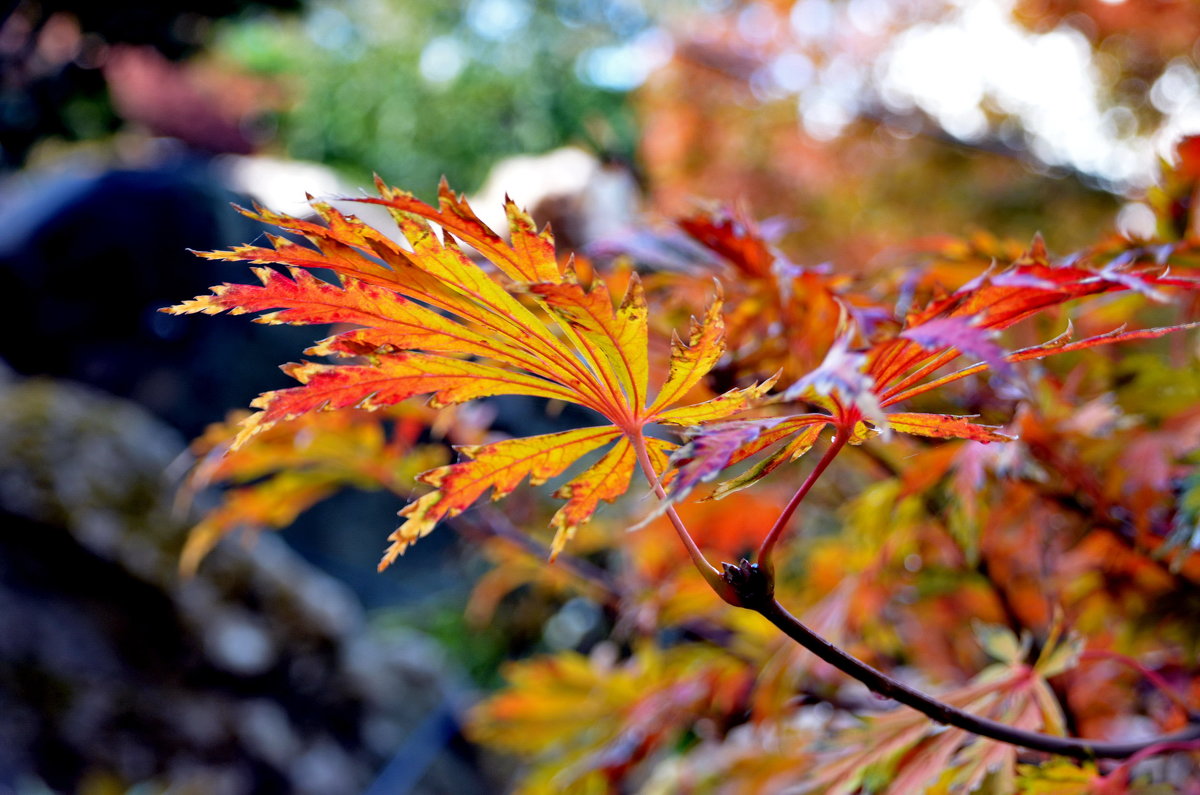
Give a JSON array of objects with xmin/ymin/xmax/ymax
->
[{"xmin": 722, "ymin": 558, "xmax": 774, "ymax": 608}]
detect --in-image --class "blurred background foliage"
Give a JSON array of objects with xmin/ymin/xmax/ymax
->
[
  {"xmin": 11, "ymin": 0, "xmax": 1200, "ymax": 253},
  {"xmin": 5, "ymin": 0, "xmax": 1200, "ymax": 792},
  {"xmin": 208, "ymin": 0, "xmax": 647, "ymax": 192}
]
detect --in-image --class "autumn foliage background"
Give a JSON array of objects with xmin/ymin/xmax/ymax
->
[{"xmin": 6, "ymin": 0, "xmax": 1200, "ymax": 793}]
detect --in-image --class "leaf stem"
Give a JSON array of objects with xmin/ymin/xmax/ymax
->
[
  {"xmin": 630, "ymin": 432, "xmax": 730, "ymax": 598},
  {"xmin": 757, "ymin": 428, "xmax": 849, "ymax": 575}
]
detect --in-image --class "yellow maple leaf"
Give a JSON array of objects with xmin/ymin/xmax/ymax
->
[{"xmin": 168, "ymin": 181, "xmax": 772, "ymax": 568}]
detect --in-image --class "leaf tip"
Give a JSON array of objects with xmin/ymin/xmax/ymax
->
[
  {"xmin": 710, "ymin": 276, "xmax": 725, "ymax": 305},
  {"xmin": 1028, "ymin": 232, "xmax": 1048, "ymax": 261}
]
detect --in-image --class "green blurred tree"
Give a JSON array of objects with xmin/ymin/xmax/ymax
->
[{"xmin": 214, "ymin": 0, "xmax": 651, "ymax": 193}]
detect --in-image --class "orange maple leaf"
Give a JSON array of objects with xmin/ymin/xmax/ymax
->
[
  {"xmin": 168, "ymin": 181, "xmax": 773, "ymax": 567},
  {"xmin": 178, "ymin": 407, "xmax": 447, "ymax": 575},
  {"xmin": 681, "ymin": 236, "xmax": 1200, "ymax": 497}
]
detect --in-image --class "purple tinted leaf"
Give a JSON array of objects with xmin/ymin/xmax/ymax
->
[
  {"xmin": 846, "ymin": 304, "xmax": 896, "ymax": 339},
  {"xmin": 901, "ymin": 316, "xmax": 1015, "ymax": 382},
  {"xmin": 707, "ymin": 422, "xmax": 826, "ymax": 500},
  {"xmin": 1090, "ymin": 261, "xmax": 1170, "ymax": 302},
  {"xmin": 587, "ymin": 229, "xmax": 724, "ymax": 273},
  {"xmin": 1106, "ymin": 249, "xmax": 1137, "ymax": 269},
  {"xmin": 987, "ymin": 270, "xmax": 1058, "ymax": 291},
  {"xmin": 668, "ymin": 418, "xmax": 784, "ymax": 499},
  {"xmin": 785, "ymin": 335, "xmax": 888, "ymax": 431},
  {"xmin": 757, "ymin": 215, "xmax": 794, "ymax": 243}
]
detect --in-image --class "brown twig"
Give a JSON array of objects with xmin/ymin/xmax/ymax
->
[
  {"xmin": 717, "ymin": 558, "xmax": 1200, "ymax": 760},
  {"xmin": 652, "ymin": 429, "xmax": 1200, "ymax": 761}
]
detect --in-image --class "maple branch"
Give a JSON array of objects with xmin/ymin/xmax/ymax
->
[
  {"xmin": 718, "ymin": 559, "xmax": 1200, "ymax": 760},
  {"xmin": 630, "ymin": 432, "xmax": 731, "ymax": 598},
  {"xmin": 756, "ymin": 429, "xmax": 848, "ymax": 576}
]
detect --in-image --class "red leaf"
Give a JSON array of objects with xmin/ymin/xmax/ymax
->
[{"xmin": 677, "ymin": 207, "xmax": 776, "ymax": 279}]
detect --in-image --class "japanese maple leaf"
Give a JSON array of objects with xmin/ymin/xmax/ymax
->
[
  {"xmin": 469, "ymin": 644, "xmax": 748, "ymax": 791},
  {"xmin": 598, "ymin": 204, "xmax": 856, "ymax": 379},
  {"xmin": 168, "ymin": 180, "xmax": 772, "ymax": 568},
  {"xmin": 178, "ymin": 406, "xmax": 449, "ymax": 575},
  {"xmin": 679, "ymin": 237, "xmax": 1200, "ymax": 498}
]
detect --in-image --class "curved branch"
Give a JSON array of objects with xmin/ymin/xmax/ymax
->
[
  {"xmin": 720, "ymin": 559, "xmax": 1200, "ymax": 760},
  {"xmin": 642, "ymin": 420, "xmax": 1200, "ymax": 761}
]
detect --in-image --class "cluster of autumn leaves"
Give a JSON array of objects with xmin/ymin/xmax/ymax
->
[{"xmin": 170, "ymin": 146, "xmax": 1200, "ymax": 790}]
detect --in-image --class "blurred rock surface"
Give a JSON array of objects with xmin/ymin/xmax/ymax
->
[{"xmin": 0, "ymin": 370, "xmax": 492, "ymax": 794}]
